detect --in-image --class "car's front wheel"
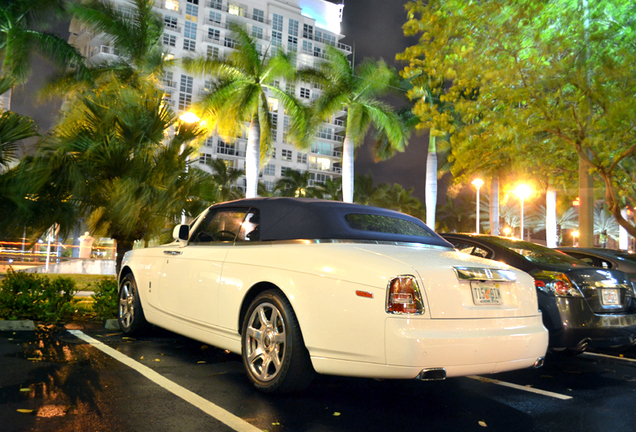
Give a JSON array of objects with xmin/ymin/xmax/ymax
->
[
  {"xmin": 118, "ymin": 273, "xmax": 148, "ymax": 335},
  {"xmin": 241, "ymin": 290, "xmax": 314, "ymax": 393}
]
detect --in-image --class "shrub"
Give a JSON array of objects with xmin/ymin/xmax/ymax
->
[
  {"xmin": 0, "ymin": 268, "xmax": 77, "ymax": 322},
  {"xmin": 90, "ymin": 277, "xmax": 118, "ymax": 320}
]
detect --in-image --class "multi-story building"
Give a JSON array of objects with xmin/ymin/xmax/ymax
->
[{"xmin": 69, "ymin": 0, "xmax": 351, "ymax": 193}]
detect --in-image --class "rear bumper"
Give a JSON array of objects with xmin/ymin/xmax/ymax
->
[
  {"xmin": 550, "ymin": 298, "xmax": 636, "ymax": 349},
  {"xmin": 311, "ymin": 315, "xmax": 549, "ymax": 379}
]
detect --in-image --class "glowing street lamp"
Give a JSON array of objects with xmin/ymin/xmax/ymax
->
[
  {"xmin": 503, "ymin": 227, "xmax": 512, "ymax": 237},
  {"xmin": 514, "ymin": 184, "xmax": 532, "ymax": 241},
  {"xmin": 572, "ymin": 230, "xmax": 580, "ymax": 247},
  {"xmin": 471, "ymin": 179, "xmax": 484, "ymax": 234}
]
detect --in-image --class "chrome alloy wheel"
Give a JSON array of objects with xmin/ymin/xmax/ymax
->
[
  {"xmin": 119, "ymin": 279, "xmax": 136, "ymax": 330},
  {"xmin": 244, "ymin": 302, "xmax": 287, "ymax": 382}
]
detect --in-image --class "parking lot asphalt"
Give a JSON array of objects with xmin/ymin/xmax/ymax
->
[{"xmin": 1, "ymin": 322, "xmax": 635, "ymax": 432}]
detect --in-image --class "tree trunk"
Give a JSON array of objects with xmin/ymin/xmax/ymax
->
[
  {"xmin": 489, "ymin": 176, "xmax": 499, "ymax": 235},
  {"xmin": 342, "ymin": 135, "xmax": 355, "ymax": 203},
  {"xmin": 546, "ymin": 186, "xmax": 557, "ymax": 247},
  {"xmin": 245, "ymin": 117, "xmax": 260, "ymax": 198},
  {"xmin": 579, "ymin": 155, "xmax": 594, "ymax": 247},
  {"xmin": 425, "ymin": 134, "xmax": 437, "ymax": 229},
  {"xmin": 115, "ymin": 238, "xmax": 134, "ymax": 277}
]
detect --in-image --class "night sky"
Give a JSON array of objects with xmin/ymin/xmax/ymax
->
[{"xmin": 10, "ymin": 0, "xmax": 430, "ymax": 201}]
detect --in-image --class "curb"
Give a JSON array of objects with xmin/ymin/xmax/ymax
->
[{"xmin": 0, "ymin": 320, "xmax": 36, "ymax": 331}]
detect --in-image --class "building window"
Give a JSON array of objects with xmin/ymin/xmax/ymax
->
[
  {"xmin": 209, "ymin": 0, "xmax": 222, "ymax": 10},
  {"xmin": 164, "ymin": 15, "xmax": 178, "ymax": 30},
  {"xmin": 199, "ymin": 152, "xmax": 213, "ymax": 164},
  {"xmin": 272, "ymin": 31, "xmax": 282, "ymax": 47},
  {"xmin": 185, "ymin": 3, "xmax": 198, "ymax": 21},
  {"xmin": 285, "ymin": 83, "xmax": 294, "ymax": 93},
  {"xmin": 281, "ymin": 166, "xmax": 291, "ymax": 176},
  {"xmin": 271, "ymin": 113, "xmax": 277, "ymax": 133},
  {"xmin": 302, "ymin": 40, "xmax": 312, "ymax": 53},
  {"xmin": 303, "ymin": 24, "xmax": 313, "ymax": 39},
  {"xmin": 224, "ymin": 37, "xmax": 236, "ymax": 48},
  {"xmin": 207, "ymin": 45, "xmax": 219, "ymax": 58},
  {"xmin": 204, "ymin": 137, "xmax": 214, "ymax": 147},
  {"xmin": 208, "ymin": 28, "xmax": 220, "ymax": 42},
  {"xmin": 273, "ymin": 13, "xmax": 283, "ymax": 31},
  {"xmin": 228, "ymin": 4, "xmax": 244, "ymax": 16},
  {"xmin": 289, "ymin": 19, "xmax": 298, "ymax": 37},
  {"xmin": 217, "ymin": 140, "xmax": 237, "ymax": 156},
  {"xmin": 183, "ymin": 38, "xmax": 196, "ymax": 51},
  {"xmin": 252, "ymin": 26, "xmax": 263, "ymax": 40},
  {"xmin": 281, "ymin": 149, "xmax": 292, "ymax": 161},
  {"xmin": 300, "ymin": 87, "xmax": 310, "ymax": 99},
  {"xmin": 264, "ymin": 180, "xmax": 274, "ymax": 191},
  {"xmin": 253, "ymin": 8, "xmax": 264, "ymax": 23},
  {"xmin": 310, "ymin": 172, "xmax": 327, "ymax": 185},
  {"xmin": 184, "ymin": 21, "xmax": 197, "ymax": 39},
  {"xmin": 317, "ymin": 126, "xmax": 333, "ymax": 140},
  {"xmin": 180, "ymin": 75, "xmax": 193, "ymax": 93},
  {"xmin": 270, "ymin": 147, "xmax": 276, "ymax": 159},
  {"xmin": 297, "ymin": 153, "xmax": 307, "ymax": 164},
  {"xmin": 288, "ymin": 35, "xmax": 297, "ymax": 52},
  {"xmin": 164, "ymin": 0, "xmax": 179, "ymax": 12},
  {"xmin": 162, "ymin": 34, "xmax": 176, "ymax": 47},
  {"xmin": 179, "ymin": 93, "xmax": 192, "ymax": 111},
  {"xmin": 311, "ymin": 141, "xmax": 331, "ymax": 156},
  {"xmin": 263, "ymin": 164, "xmax": 275, "ymax": 176},
  {"xmin": 209, "ymin": 11, "xmax": 221, "ymax": 25}
]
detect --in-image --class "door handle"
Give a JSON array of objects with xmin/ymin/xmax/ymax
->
[{"xmin": 163, "ymin": 250, "xmax": 183, "ymax": 255}]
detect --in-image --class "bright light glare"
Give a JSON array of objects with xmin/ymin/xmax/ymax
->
[
  {"xmin": 179, "ymin": 112, "xmax": 200, "ymax": 123},
  {"xmin": 471, "ymin": 178, "xmax": 484, "ymax": 189},
  {"xmin": 514, "ymin": 184, "xmax": 532, "ymax": 200}
]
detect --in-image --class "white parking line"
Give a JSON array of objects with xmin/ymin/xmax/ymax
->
[
  {"xmin": 582, "ymin": 352, "xmax": 636, "ymax": 363},
  {"xmin": 467, "ymin": 375, "xmax": 573, "ymax": 400},
  {"xmin": 68, "ymin": 330, "xmax": 261, "ymax": 432}
]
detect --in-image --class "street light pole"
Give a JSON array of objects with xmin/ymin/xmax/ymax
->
[
  {"xmin": 515, "ymin": 184, "xmax": 532, "ymax": 241},
  {"xmin": 472, "ymin": 179, "xmax": 484, "ymax": 234}
]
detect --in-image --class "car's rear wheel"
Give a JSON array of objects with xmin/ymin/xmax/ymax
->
[
  {"xmin": 118, "ymin": 274, "xmax": 148, "ymax": 335},
  {"xmin": 241, "ymin": 290, "xmax": 314, "ymax": 393}
]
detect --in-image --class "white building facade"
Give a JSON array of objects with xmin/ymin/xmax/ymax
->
[{"xmin": 69, "ymin": 0, "xmax": 351, "ymax": 193}]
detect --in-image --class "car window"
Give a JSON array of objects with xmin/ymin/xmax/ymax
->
[
  {"xmin": 344, "ymin": 213, "xmax": 434, "ymax": 237},
  {"xmin": 236, "ymin": 210, "xmax": 260, "ymax": 242},
  {"xmin": 486, "ymin": 237, "xmax": 585, "ymax": 266},
  {"xmin": 447, "ymin": 240, "xmax": 492, "ymax": 259},
  {"xmin": 190, "ymin": 208, "xmax": 248, "ymax": 244}
]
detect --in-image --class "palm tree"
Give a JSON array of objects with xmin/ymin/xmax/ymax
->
[
  {"xmin": 0, "ymin": 0, "xmax": 86, "ymax": 94},
  {"xmin": 313, "ymin": 177, "xmax": 342, "ymax": 200},
  {"xmin": 207, "ymin": 158, "xmax": 244, "ymax": 202},
  {"xmin": 0, "ymin": 110, "xmax": 37, "ymax": 169},
  {"xmin": 314, "ymin": 47, "xmax": 408, "ymax": 203},
  {"xmin": 375, "ymin": 184, "xmax": 423, "ymax": 217},
  {"xmin": 273, "ymin": 169, "xmax": 314, "ymax": 197},
  {"xmin": 182, "ymin": 26, "xmax": 312, "ymax": 198},
  {"xmin": 594, "ymin": 203, "xmax": 619, "ymax": 247}
]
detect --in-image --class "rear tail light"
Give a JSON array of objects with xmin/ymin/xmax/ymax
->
[
  {"xmin": 386, "ymin": 276, "xmax": 425, "ymax": 314},
  {"xmin": 533, "ymin": 271, "xmax": 582, "ymax": 297}
]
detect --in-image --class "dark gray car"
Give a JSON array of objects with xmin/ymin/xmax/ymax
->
[
  {"xmin": 442, "ymin": 234, "xmax": 636, "ymax": 354},
  {"xmin": 557, "ymin": 247, "xmax": 636, "ymax": 283}
]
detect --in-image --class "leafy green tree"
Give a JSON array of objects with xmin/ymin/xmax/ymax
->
[
  {"xmin": 399, "ymin": 0, "xmax": 636, "ymax": 243},
  {"xmin": 206, "ymin": 158, "xmax": 244, "ymax": 202},
  {"xmin": 373, "ymin": 183, "xmax": 423, "ymax": 218},
  {"xmin": 313, "ymin": 177, "xmax": 342, "ymax": 201},
  {"xmin": 0, "ymin": 0, "xmax": 86, "ymax": 94},
  {"xmin": 314, "ymin": 47, "xmax": 408, "ymax": 203},
  {"xmin": 182, "ymin": 26, "xmax": 312, "ymax": 198},
  {"xmin": 0, "ymin": 110, "xmax": 36, "ymax": 168}
]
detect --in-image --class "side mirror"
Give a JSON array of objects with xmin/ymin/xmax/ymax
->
[{"xmin": 172, "ymin": 224, "xmax": 189, "ymax": 246}]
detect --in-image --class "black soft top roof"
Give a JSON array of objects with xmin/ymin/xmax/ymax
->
[{"xmin": 209, "ymin": 197, "xmax": 452, "ymax": 247}]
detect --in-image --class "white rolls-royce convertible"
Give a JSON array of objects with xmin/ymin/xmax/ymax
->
[{"xmin": 118, "ymin": 198, "xmax": 548, "ymax": 393}]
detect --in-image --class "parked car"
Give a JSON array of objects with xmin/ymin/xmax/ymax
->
[
  {"xmin": 557, "ymin": 247, "xmax": 636, "ymax": 283},
  {"xmin": 118, "ymin": 198, "xmax": 548, "ymax": 393},
  {"xmin": 441, "ymin": 234, "xmax": 636, "ymax": 354}
]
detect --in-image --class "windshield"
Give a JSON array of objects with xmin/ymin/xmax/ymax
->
[{"xmin": 486, "ymin": 237, "xmax": 587, "ymax": 266}]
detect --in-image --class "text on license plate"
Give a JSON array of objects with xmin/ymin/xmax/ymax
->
[
  {"xmin": 471, "ymin": 281, "xmax": 503, "ymax": 305},
  {"xmin": 601, "ymin": 289, "xmax": 620, "ymax": 305}
]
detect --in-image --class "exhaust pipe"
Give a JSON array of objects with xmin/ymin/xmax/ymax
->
[
  {"xmin": 417, "ymin": 368, "xmax": 446, "ymax": 381},
  {"xmin": 534, "ymin": 357, "xmax": 545, "ymax": 368}
]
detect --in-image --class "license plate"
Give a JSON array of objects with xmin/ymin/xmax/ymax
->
[
  {"xmin": 601, "ymin": 289, "xmax": 620, "ymax": 305},
  {"xmin": 471, "ymin": 281, "xmax": 503, "ymax": 305}
]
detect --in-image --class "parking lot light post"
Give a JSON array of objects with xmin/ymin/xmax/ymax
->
[
  {"xmin": 472, "ymin": 179, "xmax": 484, "ymax": 234},
  {"xmin": 514, "ymin": 184, "xmax": 532, "ymax": 241}
]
